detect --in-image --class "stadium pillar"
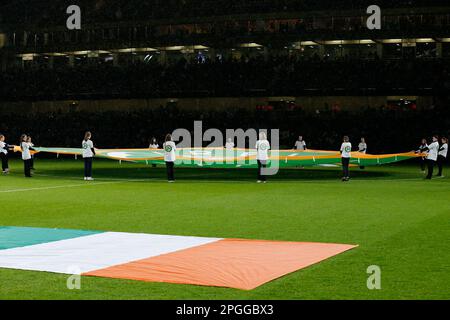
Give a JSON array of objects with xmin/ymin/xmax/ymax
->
[
  {"xmin": 318, "ymin": 45, "xmax": 325, "ymax": 58},
  {"xmin": 376, "ymin": 43, "xmax": 383, "ymax": 59},
  {"xmin": 209, "ymin": 48, "xmax": 216, "ymax": 62},
  {"xmin": 160, "ymin": 51, "xmax": 167, "ymax": 65},
  {"xmin": 48, "ymin": 56, "xmax": 54, "ymax": 69},
  {"xmin": 113, "ymin": 53, "xmax": 119, "ymax": 66},
  {"xmin": 436, "ymin": 42, "xmax": 442, "ymax": 58},
  {"xmin": 68, "ymin": 55, "xmax": 75, "ymax": 67},
  {"xmin": 263, "ymin": 47, "xmax": 269, "ymax": 62}
]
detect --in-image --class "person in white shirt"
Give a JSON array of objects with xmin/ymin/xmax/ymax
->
[
  {"xmin": 415, "ymin": 138, "xmax": 428, "ymax": 173},
  {"xmin": 149, "ymin": 137, "xmax": 159, "ymax": 149},
  {"xmin": 0, "ymin": 134, "xmax": 13, "ymax": 174},
  {"xmin": 437, "ymin": 137, "xmax": 448, "ymax": 177},
  {"xmin": 20, "ymin": 134, "xmax": 34, "ymax": 177},
  {"xmin": 340, "ymin": 136, "xmax": 352, "ymax": 181},
  {"xmin": 425, "ymin": 135, "xmax": 439, "ymax": 180},
  {"xmin": 255, "ymin": 132, "xmax": 270, "ymax": 183},
  {"xmin": 225, "ymin": 138, "xmax": 235, "ymax": 149},
  {"xmin": 293, "ymin": 136, "xmax": 307, "ymax": 150},
  {"xmin": 163, "ymin": 134, "xmax": 176, "ymax": 182},
  {"xmin": 148, "ymin": 137, "xmax": 159, "ymax": 168},
  {"xmin": 82, "ymin": 131, "xmax": 96, "ymax": 181},
  {"xmin": 358, "ymin": 137, "xmax": 367, "ymax": 170},
  {"xmin": 27, "ymin": 135, "xmax": 35, "ymax": 171}
]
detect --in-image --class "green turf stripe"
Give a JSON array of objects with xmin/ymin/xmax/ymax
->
[{"xmin": 0, "ymin": 226, "xmax": 102, "ymax": 250}]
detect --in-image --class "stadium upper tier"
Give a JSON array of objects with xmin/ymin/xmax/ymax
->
[
  {"xmin": 1, "ymin": 1, "xmax": 449, "ymax": 25},
  {"xmin": 1, "ymin": 1, "xmax": 449, "ymax": 56}
]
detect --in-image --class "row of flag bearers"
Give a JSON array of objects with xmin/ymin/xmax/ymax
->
[
  {"xmin": 0, "ymin": 132, "xmax": 448, "ymax": 181},
  {"xmin": 0, "ymin": 134, "xmax": 35, "ymax": 177}
]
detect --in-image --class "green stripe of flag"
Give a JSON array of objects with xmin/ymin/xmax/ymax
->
[{"xmin": 0, "ymin": 226, "xmax": 102, "ymax": 250}]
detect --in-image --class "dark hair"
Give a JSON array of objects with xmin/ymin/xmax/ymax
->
[
  {"xmin": 343, "ymin": 136, "xmax": 349, "ymax": 142},
  {"xmin": 84, "ymin": 131, "xmax": 91, "ymax": 141},
  {"xmin": 442, "ymin": 137, "xmax": 448, "ymax": 143},
  {"xmin": 165, "ymin": 134, "xmax": 172, "ymax": 142}
]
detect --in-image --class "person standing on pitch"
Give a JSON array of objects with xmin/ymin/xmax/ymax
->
[
  {"xmin": 340, "ymin": 136, "xmax": 352, "ymax": 181},
  {"xmin": 149, "ymin": 137, "xmax": 159, "ymax": 167},
  {"xmin": 425, "ymin": 135, "xmax": 439, "ymax": 180},
  {"xmin": 225, "ymin": 138, "xmax": 235, "ymax": 149},
  {"xmin": 358, "ymin": 137, "xmax": 367, "ymax": 169},
  {"xmin": 416, "ymin": 138, "xmax": 428, "ymax": 173},
  {"xmin": 293, "ymin": 135, "xmax": 307, "ymax": 150},
  {"xmin": 163, "ymin": 134, "xmax": 176, "ymax": 182},
  {"xmin": 436, "ymin": 137, "xmax": 448, "ymax": 177},
  {"xmin": 149, "ymin": 137, "xmax": 159, "ymax": 149},
  {"xmin": 256, "ymin": 132, "xmax": 270, "ymax": 183},
  {"xmin": 82, "ymin": 131, "xmax": 96, "ymax": 181},
  {"xmin": 27, "ymin": 135, "xmax": 35, "ymax": 171},
  {"xmin": 0, "ymin": 134, "xmax": 13, "ymax": 175},
  {"xmin": 20, "ymin": 134, "xmax": 34, "ymax": 177}
]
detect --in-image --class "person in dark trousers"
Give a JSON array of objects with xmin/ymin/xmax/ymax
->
[
  {"xmin": 256, "ymin": 132, "xmax": 270, "ymax": 183},
  {"xmin": 0, "ymin": 134, "xmax": 13, "ymax": 174},
  {"xmin": 20, "ymin": 134, "xmax": 34, "ymax": 177},
  {"xmin": 149, "ymin": 137, "xmax": 159, "ymax": 168},
  {"xmin": 27, "ymin": 135, "xmax": 35, "ymax": 170},
  {"xmin": 340, "ymin": 136, "xmax": 352, "ymax": 181},
  {"xmin": 82, "ymin": 131, "xmax": 96, "ymax": 181},
  {"xmin": 436, "ymin": 137, "xmax": 448, "ymax": 177},
  {"xmin": 424, "ymin": 135, "xmax": 439, "ymax": 180},
  {"xmin": 163, "ymin": 134, "xmax": 176, "ymax": 182},
  {"xmin": 415, "ymin": 138, "xmax": 428, "ymax": 173},
  {"xmin": 358, "ymin": 137, "xmax": 367, "ymax": 169}
]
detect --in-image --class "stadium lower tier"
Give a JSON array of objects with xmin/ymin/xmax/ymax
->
[{"xmin": 22, "ymin": 147, "xmax": 421, "ymax": 168}]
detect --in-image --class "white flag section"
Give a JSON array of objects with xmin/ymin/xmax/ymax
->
[{"xmin": 0, "ymin": 232, "xmax": 221, "ymax": 274}]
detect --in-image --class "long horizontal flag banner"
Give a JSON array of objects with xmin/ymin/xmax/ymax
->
[
  {"xmin": 0, "ymin": 227, "xmax": 357, "ymax": 290},
  {"xmin": 14, "ymin": 146, "xmax": 421, "ymax": 168}
]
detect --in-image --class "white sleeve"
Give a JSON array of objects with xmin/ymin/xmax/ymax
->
[
  {"xmin": 255, "ymin": 141, "xmax": 259, "ymax": 149},
  {"xmin": 340, "ymin": 143, "xmax": 344, "ymax": 151}
]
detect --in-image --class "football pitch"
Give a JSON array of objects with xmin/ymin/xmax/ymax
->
[{"xmin": 0, "ymin": 158, "xmax": 449, "ymax": 300}]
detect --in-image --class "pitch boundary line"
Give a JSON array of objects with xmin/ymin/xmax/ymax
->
[{"xmin": 0, "ymin": 181, "xmax": 124, "ymax": 193}]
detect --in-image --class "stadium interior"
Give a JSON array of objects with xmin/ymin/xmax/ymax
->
[
  {"xmin": 1, "ymin": 1, "xmax": 450, "ymax": 150},
  {"xmin": 1, "ymin": 0, "xmax": 450, "ymax": 303}
]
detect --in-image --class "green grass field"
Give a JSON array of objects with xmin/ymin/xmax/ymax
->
[{"xmin": 0, "ymin": 157, "xmax": 449, "ymax": 300}]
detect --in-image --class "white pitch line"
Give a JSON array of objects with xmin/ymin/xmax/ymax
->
[{"xmin": 0, "ymin": 181, "xmax": 123, "ymax": 193}]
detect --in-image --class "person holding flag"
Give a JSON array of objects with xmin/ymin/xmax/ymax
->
[
  {"xmin": 163, "ymin": 134, "xmax": 176, "ymax": 182},
  {"xmin": 340, "ymin": 136, "xmax": 352, "ymax": 181},
  {"xmin": 82, "ymin": 131, "xmax": 96, "ymax": 181},
  {"xmin": 424, "ymin": 135, "xmax": 439, "ymax": 180},
  {"xmin": 256, "ymin": 132, "xmax": 270, "ymax": 183},
  {"xmin": 0, "ymin": 134, "xmax": 13, "ymax": 175},
  {"xmin": 436, "ymin": 137, "xmax": 448, "ymax": 177}
]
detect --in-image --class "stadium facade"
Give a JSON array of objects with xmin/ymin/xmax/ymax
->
[{"xmin": 0, "ymin": 1, "xmax": 449, "ymax": 111}]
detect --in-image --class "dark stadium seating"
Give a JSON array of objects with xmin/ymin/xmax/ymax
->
[
  {"xmin": 1, "ymin": 103, "xmax": 449, "ymax": 153},
  {"xmin": 1, "ymin": 57, "xmax": 449, "ymax": 100}
]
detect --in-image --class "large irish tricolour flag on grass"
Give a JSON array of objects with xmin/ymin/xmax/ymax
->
[{"xmin": 0, "ymin": 226, "xmax": 357, "ymax": 290}]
